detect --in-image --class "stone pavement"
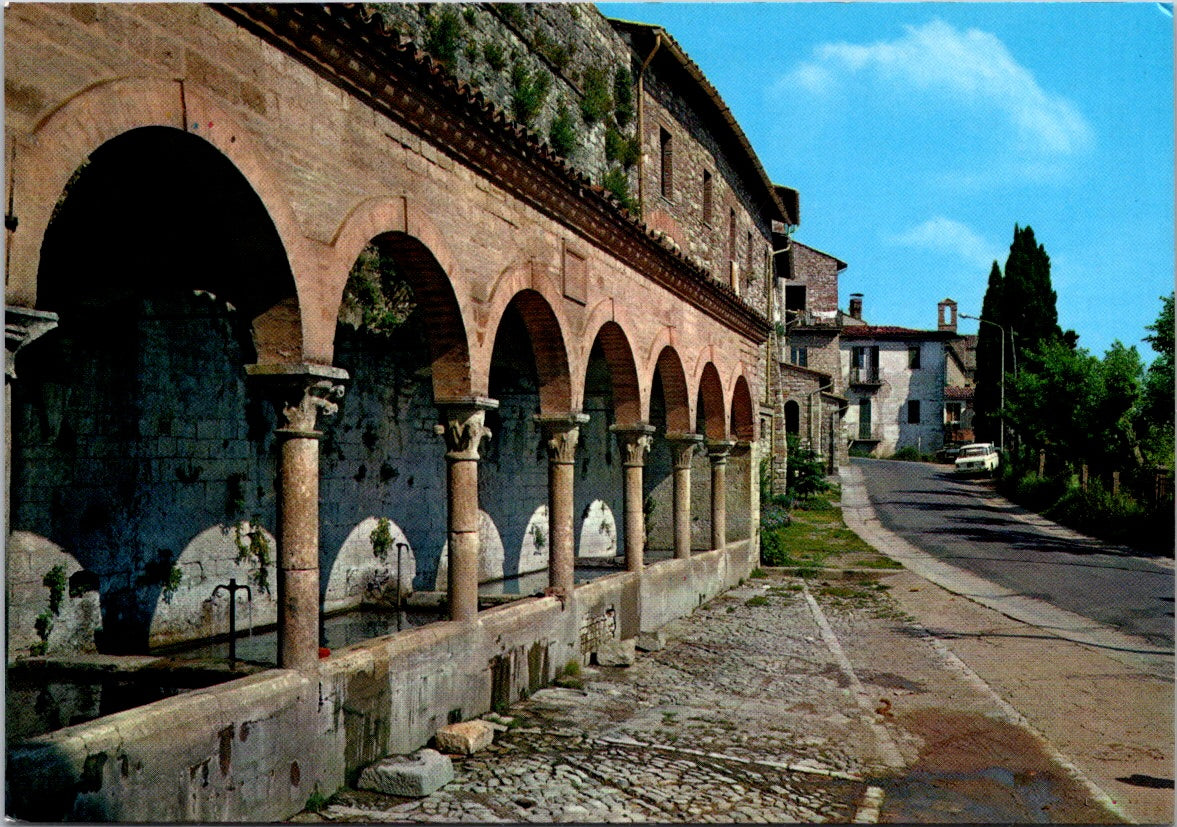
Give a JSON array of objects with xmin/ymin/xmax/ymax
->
[{"xmin": 297, "ymin": 564, "xmax": 1134, "ymax": 823}]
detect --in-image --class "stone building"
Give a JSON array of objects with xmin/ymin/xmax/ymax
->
[
  {"xmin": 839, "ymin": 297, "xmax": 961, "ymax": 457},
  {"xmin": 4, "ymin": 3, "xmax": 786, "ymax": 819}
]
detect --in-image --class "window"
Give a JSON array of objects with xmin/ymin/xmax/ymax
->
[
  {"xmin": 908, "ymin": 345, "xmax": 922, "ymax": 369},
  {"xmin": 945, "ymin": 402, "xmax": 962, "ymax": 424},
  {"xmin": 790, "ymin": 346, "xmax": 808, "ymax": 367},
  {"xmin": 850, "ymin": 346, "xmax": 879, "ymax": 384},
  {"xmin": 858, "ymin": 398, "xmax": 872, "ymax": 439},
  {"xmin": 702, "ymin": 170, "xmax": 713, "ymax": 224},
  {"xmin": 728, "ymin": 207, "xmax": 737, "ymax": 264},
  {"xmin": 784, "ymin": 400, "xmax": 800, "ymax": 435},
  {"xmin": 746, "ymin": 230, "xmax": 754, "ymax": 276},
  {"xmin": 907, "ymin": 400, "xmax": 921, "ymax": 424},
  {"xmin": 785, "ymin": 285, "xmax": 806, "ymax": 315},
  {"xmin": 659, "ymin": 127, "xmax": 673, "ymax": 198}
]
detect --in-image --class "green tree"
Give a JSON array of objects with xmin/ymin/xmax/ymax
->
[
  {"xmin": 1000, "ymin": 225, "xmax": 1061, "ymax": 360},
  {"xmin": 974, "ymin": 260, "xmax": 1004, "ymax": 443},
  {"xmin": 1140, "ymin": 293, "xmax": 1175, "ymax": 468}
]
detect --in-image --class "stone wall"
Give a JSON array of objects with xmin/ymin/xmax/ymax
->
[{"xmin": 6, "ymin": 541, "xmax": 758, "ymax": 822}]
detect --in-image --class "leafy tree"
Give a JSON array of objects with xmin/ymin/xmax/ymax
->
[
  {"xmin": 1000, "ymin": 225, "xmax": 1061, "ymax": 359},
  {"xmin": 1140, "ymin": 293, "xmax": 1175, "ymax": 468}
]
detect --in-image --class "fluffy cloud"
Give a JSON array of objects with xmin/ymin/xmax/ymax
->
[
  {"xmin": 783, "ymin": 19, "xmax": 1093, "ymax": 159},
  {"xmin": 891, "ymin": 217, "xmax": 1000, "ymax": 268}
]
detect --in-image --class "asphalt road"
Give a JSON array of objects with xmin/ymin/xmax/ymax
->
[{"xmin": 853, "ymin": 458, "xmax": 1175, "ymax": 650}]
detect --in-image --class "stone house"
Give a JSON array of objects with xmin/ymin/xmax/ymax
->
[
  {"xmin": 4, "ymin": 3, "xmax": 789, "ymax": 819},
  {"xmin": 839, "ymin": 298, "xmax": 962, "ymax": 457}
]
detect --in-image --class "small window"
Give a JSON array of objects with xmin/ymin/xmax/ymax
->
[
  {"xmin": 702, "ymin": 170, "xmax": 713, "ymax": 224},
  {"xmin": 945, "ymin": 402, "xmax": 962, "ymax": 424},
  {"xmin": 728, "ymin": 207, "xmax": 737, "ymax": 263},
  {"xmin": 785, "ymin": 285, "xmax": 806, "ymax": 314},
  {"xmin": 908, "ymin": 346, "xmax": 921, "ymax": 369},
  {"xmin": 907, "ymin": 400, "xmax": 921, "ymax": 424},
  {"xmin": 790, "ymin": 346, "xmax": 808, "ymax": 367},
  {"xmin": 659, "ymin": 128, "xmax": 673, "ymax": 198}
]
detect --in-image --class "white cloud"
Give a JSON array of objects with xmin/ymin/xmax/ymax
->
[
  {"xmin": 783, "ymin": 19, "xmax": 1093, "ymax": 159},
  {"xmin": 891, "ymin": 217, "xmax": 1000, "ymax": 269}
]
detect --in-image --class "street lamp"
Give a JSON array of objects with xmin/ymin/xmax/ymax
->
[{"xmin": 961, "ymin": 313, "xmax": 1005, "ymax": 452}]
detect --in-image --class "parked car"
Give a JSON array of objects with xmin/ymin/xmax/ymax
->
[{"xmin": 954, "ymin": 443, "xmax": 999, "ymax": 474}]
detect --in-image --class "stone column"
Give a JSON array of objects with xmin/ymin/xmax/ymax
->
[
  {"xmin": 708, "ymin": 440, "xmax": 737, "ymax": 551},
  {"xmin": 246, "ymin": 364, "xmax": 347, "ymax": 672},
  {"xmin": 610, "ymin": 424, "xmax": 656, "ymax": 572},
  {"xmin": 434, "ymin": 398, "xmax": 497, "ymax": 622},
  {"xmin": 537, "ymin": 413, "xmax": 589, "ymax": 600},
  {"xmin": 5, "ymin": 306, "xmax": 59, "ymax": 534},
  {"xmin": 665, "ymin": 432, "xmax": 703, "ymax": 559}
]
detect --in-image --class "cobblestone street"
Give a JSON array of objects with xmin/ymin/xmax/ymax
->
[{"xmin": 296, "ymin": 568, "xmax": 1126, "ymax": 823}]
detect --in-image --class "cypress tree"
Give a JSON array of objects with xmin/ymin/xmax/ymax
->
[
  {"xmin": 1000, "ymin": 225, "xmax": 1061, "ymax": 360},
  {"xmin": 974, "ymin": 260, "xmax": 1004, "ymax": 443}
]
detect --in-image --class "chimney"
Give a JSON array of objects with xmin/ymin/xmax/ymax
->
[
  {"xmin": 849, "ymin": 293, "xmax": 863, "ymax": 320},
  {"xmin": 938, "ymin": 298, "xmax": 957, "ymax": 333}
]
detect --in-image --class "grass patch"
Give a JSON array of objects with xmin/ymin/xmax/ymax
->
[
  {"xmin": 749, "ymin": 568, "xmax": 769, "ymax": 579},
  {"xmin": 744, "ymin": 595, "xmax": 770, "ymax": 607}
]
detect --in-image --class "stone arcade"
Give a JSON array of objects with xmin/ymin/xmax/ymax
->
[{"xmin": 5, "ymin": 4, "xmax": 784, "ymax": 819}]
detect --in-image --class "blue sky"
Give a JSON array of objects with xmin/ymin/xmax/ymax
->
[{"xmin": 599, "ymin": 2, "xmax": 1174, "ymax": 359}]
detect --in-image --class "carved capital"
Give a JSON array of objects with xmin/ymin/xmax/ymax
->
[
  {"xmin": 665, "ymin": 431, "xmax": 704, "ymax": 470},
  {"xmin": 707, "ymin": 440, "xmax": 737, "ymax": 465},
  {"xmin": 434, "ymin": 398, "xmax": 498, "ymax": 461},
  {"xmin": 537, "ymin": 413, "xmax": 590, "ymax": 465},
  {"xmin": 5, "ymin": 306, "xmax": 59, "ymax": 380},
  {"xmin": 610, "ymin": 423, "xmax": 656, "ymax": 467},
  {"xmin": 245, "ymin": 363, "xmax": 349, "ymax": 437}
]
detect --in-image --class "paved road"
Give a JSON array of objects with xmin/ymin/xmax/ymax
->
[{"xmin": 853, "ymin": 458, "xmax": 1174, "ymax": 649}]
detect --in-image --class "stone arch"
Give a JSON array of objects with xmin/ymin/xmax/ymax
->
[
  {"xmin": 651, "ymin": 346, "xmax": 692, "ymax": 434},
  {"xmin": 730, "ymin": 374, "xmax": 756, "ymax": 442},
  {"xmin": 488, "ymin": 290, "xmax": 573, "ymax": 415},
  {"xmin": 329, "ymin": 232, "xmax": 472, "ymax": 401},
  {"xmin": 696, "ymin": 362, "xmax": 728, "ymax": 441},
  {"xmin": 9, "ymin": 77, "xmax": 305, "ymax": 360},
  {"xmin": 585, "ymin": 320, "xmax": 642, "ymax": 426}
]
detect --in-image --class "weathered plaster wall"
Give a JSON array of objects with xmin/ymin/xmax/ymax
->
[{"xmin": 841, "ymin": 340, "xmax": 947, "ymax": 456}]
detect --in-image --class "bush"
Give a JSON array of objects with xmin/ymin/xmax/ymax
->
[
  {"xmin": 787, "ymin": 439, "xmax": 830, "ymax": 499},
  {"xmin": 423, "ymin": 8, "xmax": 462, "ymax": 70},
  {"xmin": 548, "ymin": 102, "xmax": 577, "ymax": 157},
  {"xmin": 510, "ymin": 61, "xmax": 551, "ymax": 128},
  {"xmin": 892, "ymin": 446, "xmax": 932, "ymax": 462}
]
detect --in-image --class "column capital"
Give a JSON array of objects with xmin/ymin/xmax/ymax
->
[
  {"xmin": 610, "ymin": 423, "xmax": 656, "ymax": 467},
  {"xmin": 707, "ymin": 439, "xmax": 738, "ymax": 463},
  {"xmin": 536, "ymin": 412, "xmax": 590, "ymax": 465},
  {"xmin": 434, "ymin": 398, "xmax": 498, "ymax": 462},
  {"xmin": 5, "ymin": 306, "xmax": 58, "ymax": 380},
  {"xmin": 245, "ymin": 363, "xmax": 348, "ymax": 437},
  {"xmin": 665, "ymin": 431, "xmax": 703, "ymax": 470},
  {"xmin": 729, "ymin": 440, "xmax": 753, "ymax": 457}
]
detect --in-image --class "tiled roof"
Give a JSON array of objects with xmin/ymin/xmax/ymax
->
[
  {"xmin": 945, "ymin": 386, "xmax": 975, "ymax": 400},
  {"xmin": 840, "ymin": 326, "xmax": 957, "ymax": 341}
]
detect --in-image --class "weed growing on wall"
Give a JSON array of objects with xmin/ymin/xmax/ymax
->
[
  {"xmin": 338, "ymin": 243, "xmax": 415, "ymax": 338},
  {"xmin": 510, "ymin": 61, "xmax": 552, "ymax": 127},
  {"xmin": 234, "ymin": 520, "xmax": 272, "ymax": 595},
  {"xmin": 549, "ymin": 102, "xmax": 577, "ymax": 158},
  {"xmin": 370, "ymin": 516, "xmax": 394, "ymax": 562}
]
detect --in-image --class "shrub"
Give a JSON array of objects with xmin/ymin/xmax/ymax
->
[
  {"xmin": 613, "ymin": 68, "xmax": 635, "ymax": 127},
  {"xmin": 786, "ymin": 438, "xmax": 830, "ymax": 499},
  {"xmin": 482, "ymin": 41, "xmax": 506, "ymax": 72},
  {"xmin": 579, "ymin": 64, "xmax": 611, "ymax": 124},
  {"xmin": 423, "ymin": 8, "xmax": 462, "ymax": 70},
  {"xmin": 548, "ymin": 102, "xmax": 577, "ymax": 158},
  {"xmin": 510, "ymin": 61, "xmax": 551, "ymax": 128},
  {"xmin": 601, "ymin": 166, "xmax": 638, "ymax": 213}
]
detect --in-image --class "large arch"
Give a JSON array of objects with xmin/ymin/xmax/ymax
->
[
  {"xmin": 651, "ymin": 346, "xmax": 692, "ymax": 434},
  {"xmin": 730, "ymin": 375, "xmax": 756, "ymax": 442},
  {"xmin": 8, "ymin": 78, "xmax": 307, "ymax": 360},
  {"xmin": 12, "ymin": 123, "xmax": 297, "ymax": 652},
  {"xmin": 696, "ymin": 362, "xmax": 728, "ymax": 441},
  {"xmin": 584, "ymin": 320, "xmax": 641, "ymax": 426},
  {"xmin": 487, "ymin": 290, "xmax": 573, "ymax": 415}
]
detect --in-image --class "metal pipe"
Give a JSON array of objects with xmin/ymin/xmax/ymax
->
[{"xmin": 212, "ymin": 578, "xmax": 252, "ymax": 664}]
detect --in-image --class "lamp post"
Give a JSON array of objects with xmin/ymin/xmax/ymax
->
[{"xmin": 961, "ymin": 314, "xmax": 1005, "ymax": 452}]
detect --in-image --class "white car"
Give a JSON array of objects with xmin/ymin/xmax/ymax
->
[{"xmin": 954, "ymin": 443, "xmax": 1000, "ymax": 474}]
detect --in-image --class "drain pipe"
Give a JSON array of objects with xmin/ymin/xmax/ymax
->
[{"xmin": 635, "ymin": 30, "xmax": 662, "ymax": 210}]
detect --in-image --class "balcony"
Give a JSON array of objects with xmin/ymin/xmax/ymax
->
[{"xmin": 848, "ymin": 366, "xmax": 882, "ymax": 387}]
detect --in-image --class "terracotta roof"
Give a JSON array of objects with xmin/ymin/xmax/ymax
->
[
  {"xmin": 945, "ymin": 386, "xmax": 975, "ymax": 400},
  {"xmin": 840, "ymin": 326, "xmax": 957, "ymax": 341},
  {"xmin": 780, "ymin": 362, "xmax": 833, "ymax": 384},
  {"xmin": 608, "ymin": 18, "xmax": 787, "ymax": 225}
]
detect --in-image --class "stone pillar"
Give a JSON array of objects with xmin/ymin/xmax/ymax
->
[
  {"xmin": 610, "ymin": 424, "xmax": 656, "ymax": 572},
  {"xmin": 666, "ymin": 432, "xmax": 703, "ymax": 559},
  {"xmin": 708, "ymin": 441, "xmax": 736, "ymax": 551},
  {"xmin": 5, "ymin": 306, "xmax": 59, "ymax": 534},
  {"xmin": 537, "ymin": 413, "xmax": 589, "ymax": 599},
  {"xmin": 246, "ymin": 364, "xmax": 347, "ymax": 672},
  {"xmin": 434, "ymin": 398, "xmax": 497, "ymax": 622}
]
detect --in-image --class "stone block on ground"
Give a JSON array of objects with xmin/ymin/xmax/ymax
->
[
  {"xmin": 594, "ymin": 637, "xmax": 636, "ymax": 666},
  {"xmin": 635, "ymin": 630, "xmax": 666, "ymax": 652},
  {"xmin": 435, "ymin": 720, "xmax": 494, "ymax": 755},
  {"xmin": 357, "ymin": 749, "xmax": 453, "ymax": 797}
]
